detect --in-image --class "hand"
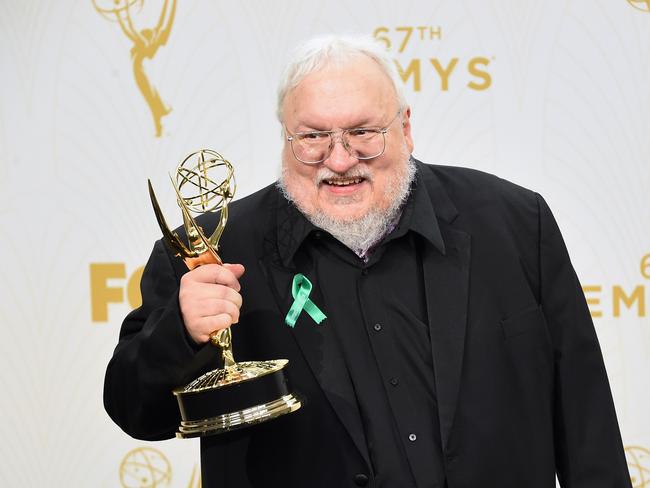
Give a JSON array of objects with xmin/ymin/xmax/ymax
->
[{"xmin": 178, "ymin": 263, "xmax": 245, "ymax": 344}]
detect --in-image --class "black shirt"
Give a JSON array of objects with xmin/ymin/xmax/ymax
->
[{"xmin": 282, "ymin": 176, "xmax": 447, "ymax": 487}]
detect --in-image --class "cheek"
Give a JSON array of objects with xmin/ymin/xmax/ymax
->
[
  {"xmin": 371, "ymin": 174, "xmax": 392, "ymax": 205},
  {"xmin": 287, "ymin": 163, "xmax": 316, "ymax": 186},
  {"xmin": 282, "ymin": 160, "xmax": 319, "ymax": 206},
  {"xmin": 282, "ymin": 144, "xmax": 293, "ymax": 164},
  {"xmin": 371, "ymin": 151, "xmax": 410, "ymax": 203},
  {"xmin": 372, "ymin": 160, "xmax": 398, "ymax": 190},
  {"xmin": 283, "ymin": 152, "xmax": 306, "ymax": 181}
]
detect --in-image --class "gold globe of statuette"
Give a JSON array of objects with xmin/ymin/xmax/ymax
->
[
  {"xmin": 148, "ymin": 149, "xmax": 301, "ymax": 438},
  {"xmin": 626, "ymin": 446, "xmax": 650, "ymax": 488},
  {"xmin": 176, "ymin": 149, "xmax": 235, "ymax": 216},
  {"xmin": 119, "ymin": 447, "xmax": 171, "ymax": 488}
]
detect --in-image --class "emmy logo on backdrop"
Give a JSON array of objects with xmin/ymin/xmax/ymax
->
[
  {"xmin": 119, "ymin": 447, "xmax": 171, "ymax": 488},
  {"xmin": 118, "ymin": 447, "xmax": 201, "ymax": 488},
  {"xmin": 626, "ymin": 446, "xmax": 650, "ymax": 488},
  {"xmin": 627, "ymin": 0, "xmax": 650, "ymax": 12},
  {"xmin": 93, "ymin": 0, "xmax": 176, "ymax": 137}
]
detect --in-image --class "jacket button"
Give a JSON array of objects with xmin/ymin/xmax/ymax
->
[{"xmin": 353, "ymin": 473, "xmax": 369, "ymax": 486}]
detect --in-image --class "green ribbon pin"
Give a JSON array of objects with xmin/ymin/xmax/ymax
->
[{"xmin": 285, "ymin": 273, "xmax": 327, "ymax": 328}]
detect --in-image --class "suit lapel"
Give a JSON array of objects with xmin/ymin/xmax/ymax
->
[
  {"xmin": 416, "ymin": 161, "xmax": 471, "ymax": 451},
  {"xmin": 423, "ymin": 225, "xmax": 470, "ymax": 452},
  {"xmin": 262, "ymin": 261, "xmax": 371, "ymax": 467}
]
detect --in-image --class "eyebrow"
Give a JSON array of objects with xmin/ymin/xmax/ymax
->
[{"xmin": 294, "ymin": 117, "xmax": 379, "ymax": 132}]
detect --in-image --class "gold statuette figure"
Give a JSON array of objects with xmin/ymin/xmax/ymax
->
[{"xmin": 148, "ymin": 149, "xmax": 301, "ymax": 438}]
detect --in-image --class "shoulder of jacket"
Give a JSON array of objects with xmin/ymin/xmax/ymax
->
[{"xmin": 418, "ymin": 161, "xmax": 540, "ymax": 210}]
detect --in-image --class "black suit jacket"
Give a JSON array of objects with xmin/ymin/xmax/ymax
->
[{"xmin": 104, "ymin": 162, "xmax": 631, "ymax": 487}]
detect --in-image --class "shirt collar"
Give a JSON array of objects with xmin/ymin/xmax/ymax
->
[
  {"xmin": 275, "ymin": 165, "xmax": 445, "ymax": 268},
  {"xmin": 393, "ymin": 168, "xmax": 445, "ymax": 255},
  {"xmin": 274, "ymin": 191, "xmax": 319, "ymax": 268}
]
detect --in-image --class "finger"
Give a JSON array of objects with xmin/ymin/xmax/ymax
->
[
  {"xmin": 197, "ymin": 298, "xmax": 241, "ymax": 324},
  {"xmin": 184, "ymin": 281, "xmax": 242, "ymax": 303},
  {"xmin": 196, "ymin": 314, "xmax": 235, "ymax": 337},
  {"xmin": 207, "ymin": 286, "xmax": 243, "ymax": 309},
  {"xmin": 184, "ymin": 264, "xmax": 242, "ymax": 291},
  {"xmin": 223, "ymin": 263, "xmax": 245, "ymax": 279}
]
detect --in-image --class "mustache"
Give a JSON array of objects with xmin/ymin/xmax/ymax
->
[{"xmin": 314, "ymin": 166, "xmax": 372, "ymax": 185}]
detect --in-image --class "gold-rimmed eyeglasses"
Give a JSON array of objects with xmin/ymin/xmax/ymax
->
[{"xmin": 285, "ymin": 110, "xmax": 403, "ymax": 164}]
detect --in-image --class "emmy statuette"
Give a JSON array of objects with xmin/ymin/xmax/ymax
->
[{"xmin": 148, "ymin": 149, "xmax": 301, "ymax": 438}]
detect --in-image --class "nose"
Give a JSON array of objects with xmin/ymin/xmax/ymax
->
[{"xmin": 324, "ymin": 134, "xmax": 358, "ymax": 173}]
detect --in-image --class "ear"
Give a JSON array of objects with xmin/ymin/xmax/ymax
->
[{"xmin": 401, "ymin": 106, "xmax": 414, "ymax": 153}]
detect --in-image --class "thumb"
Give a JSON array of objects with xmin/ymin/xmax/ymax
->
[{"xmin": 222, "ymin": 263, "xmax": 245, "ymax": 279}]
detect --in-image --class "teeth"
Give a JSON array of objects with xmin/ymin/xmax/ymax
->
[{"xmin": 326, "ymin": 178, "xmax": 363, "ymax": 186}]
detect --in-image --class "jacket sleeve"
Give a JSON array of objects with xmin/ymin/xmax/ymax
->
[
  {"xmin": 537, "ymin": 194, "xmax": 631, "ymax": 487},
  {"xmin": 103, "ymin": 239, "xmax": 211, "ymax": 440}
]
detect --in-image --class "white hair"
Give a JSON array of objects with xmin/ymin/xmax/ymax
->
[{"xmin": 276, "ymin": 34, "xmax": 407, "ymax": 121}]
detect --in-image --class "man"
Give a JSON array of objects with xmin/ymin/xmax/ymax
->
[{"xmin": 104, "ymin": 35, "xmax": 631, "ymax": 487}]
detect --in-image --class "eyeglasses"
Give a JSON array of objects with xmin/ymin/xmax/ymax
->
[{"xmin": 285, "ymin": 110, "xmax": 403, "ymax": 164}]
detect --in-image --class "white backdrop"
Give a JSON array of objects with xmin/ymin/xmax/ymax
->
[{"xmin": 1, "ymin": 1, "xmax": 649, "ymax": 486}]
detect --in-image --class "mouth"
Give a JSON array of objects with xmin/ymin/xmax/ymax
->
[{"xmin": 322, "ymin": 177, "xmax": 366, "ymax": 187}]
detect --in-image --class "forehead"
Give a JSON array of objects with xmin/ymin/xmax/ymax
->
[{"xmin": 283, "ymin": 55, "xmax": 397, "ymax": 127}]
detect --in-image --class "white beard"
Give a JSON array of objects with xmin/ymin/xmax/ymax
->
[{"xmin": 278, "ymin": 154, "xmax": 416, "ymax": 255}]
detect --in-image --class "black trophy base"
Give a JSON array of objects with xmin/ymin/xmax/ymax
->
[{"xmin": 173, "ymin": 359, "xmax": 301, "ymax": 438}]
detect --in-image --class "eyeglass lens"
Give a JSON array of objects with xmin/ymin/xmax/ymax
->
[{"xmin": 292, "ymin": 129, "xmax": 386, "ymax": 163}]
